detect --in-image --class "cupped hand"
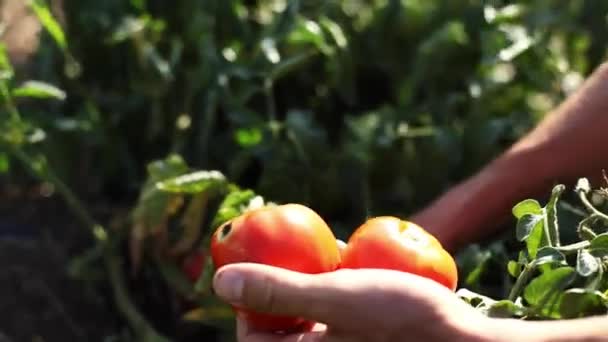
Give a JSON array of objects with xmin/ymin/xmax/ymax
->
[{"xmin": 212, "ymin": 263, "xmax": 499, "ymax": 342}]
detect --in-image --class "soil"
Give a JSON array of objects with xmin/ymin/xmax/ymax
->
[{"xmin": 0, "ymin": 184, "xmax": 120, "ymax": 342}]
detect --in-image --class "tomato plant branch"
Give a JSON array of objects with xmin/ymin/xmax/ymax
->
[
  {"xmin": 0, "ymin": 82, "xmax": 21, "ymax": 122},
  {"xmin": 553, "ymin": 241, "xmax": 591, "ymax": 254},
  {"xmin": 577, "ymin": 216, "xmax": 599, "ymax": 240},
  {"xmin": 578, "ymin": 188, "xmax": 608, "ymax": 223},
  {"xmin": 10, "ymin": 147, "xmax": 102, "ymax": 238},
  {"xmin": 508, "ymin": 263, "xmax": 535, "ymax": 302},
  {"xmin": 264, "ymin": 78, "xmax": 277, "ymax": 122},
  {"xmin": 105, "ymin": 252, "xmax": 171, "ymax": 342}
]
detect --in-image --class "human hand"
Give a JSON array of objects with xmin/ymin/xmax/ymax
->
[{"xmin": 212, "ymin": 263, "xmax": 497, "ymax": 342}]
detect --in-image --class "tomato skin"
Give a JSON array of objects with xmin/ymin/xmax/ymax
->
[
  {"xmin": 340, "ymin": 216, "xmax": 458, "ymax": 291},
  {"xmin": 181, "ymin": 250, "xmax": 207, "ymax": 282},
  {"xmin": 210, "ymin": 203, "xmax": 341, "ymax": 332}
]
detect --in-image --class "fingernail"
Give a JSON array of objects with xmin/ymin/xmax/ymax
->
[{"xmin": 213, "ymin": 268, "xmax": 244, "ymax": 303}]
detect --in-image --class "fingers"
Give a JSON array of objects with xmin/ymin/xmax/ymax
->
[
  {"xmin": 237, "ymin": 316, "xmax": 326, "ymax": 342},
  {"xmin": 213, "ymin": 263, "xmax": 453, "ymax": 330}
]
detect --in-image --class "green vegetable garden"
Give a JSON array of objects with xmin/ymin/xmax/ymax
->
[{"xmin": 1, "ymin": 0, "xmax": 608, "ymax": 341}]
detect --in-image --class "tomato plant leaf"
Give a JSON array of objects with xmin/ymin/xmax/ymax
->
[
  {"xmin": 590, "ymin": 233, "xmax": 608, "ymax": 257},
  {"xmin": 577, "ymin": 250, "xmax": 600, "ymax": 277},
  {"xmin": 487, "ymin": 300, "xmax": 526, "ymax": 318},
  {"xmin": 525, "ymin": 216, "xmax": 546, "ymax": 259},
  {"xmin": 28, "ymin": 0, "xmax": 67, "ymax": 51},
  {"xmin": 516, "ymin": 213, "xmax": 543, "ymax": 241},
  {"xmin": 533, "ymin": 247, "xmax": 566, "ymax": 267},
  {"xmin": 508, "ymin": 260, "xmax": 521, "ymax": 278},
  {"xmin": 12, "ymin": 81, "xmax": 66, "ymax": 100},
  {"xmin": 0, "ymin": 153, "xmax": 9, "ymax": 174},
  {"xmin": 210, "ymin": 188, "xmax": 258, "ymax": 229},
  {"xmin": 0, "ymin": 43, "xmax": 14, "ymax": 80},
  {"xmin": 524, "ymin": 267, "xmax": 576, "ymax": 307},
  {"xmin": 156, "ymin": 260, "xmax": 194, "ymax": 299},
  {"xmin": 456, "ymin": 288, "xmax": 497, "ymax": 309},
  {"xmin": 559, "ymin": 289, "xmax": 608, "ymax": 319},
  {"xmin": 156, "ymin": 170, "xmax": 227, "ymax": 194},
  {"xmin": 512, "ymin": 199, "xmax": 542, "ymax": 219}
]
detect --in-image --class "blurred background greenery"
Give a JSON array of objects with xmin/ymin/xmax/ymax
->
[{"xmin": 1, "ymin": 0, "xmax": 608, "ymax": 341}]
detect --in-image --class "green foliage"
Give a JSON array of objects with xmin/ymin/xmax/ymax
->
[
  {"xmin": 459, "ymin": 181, "xmax": 608, "ymax": 320},
  {"xmin": 3, "ymin": 0, "xmax": 608, "ymax": 340},
  {"xmin": 8, "ymin": 0, "xmax": 608, "ymax": 224}
]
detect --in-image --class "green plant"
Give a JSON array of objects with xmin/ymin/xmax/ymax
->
[
  {"xmin": 459, "ymin": 178, "xmax": 608, "ymax": 319},
  {"xmin": 2, "ymin": 0, "xmax": 608, "ymax": 341}
]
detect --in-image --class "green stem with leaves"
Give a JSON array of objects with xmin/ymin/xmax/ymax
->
[{"xmin": 508, "ymin": 263, "xmax": 535, "ymax": 302}]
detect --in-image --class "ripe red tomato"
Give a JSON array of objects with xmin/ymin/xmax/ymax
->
[
  {"xmin": 210, "ymin": 203, "xmax": 341, "ymax": 333},
  {"xmin": 181, "ymin": 249, "xmax": 207, "ymax": 283},
  {"xmin": 340, "ymin": 216, "xmax": 458, "ymax": 291}
]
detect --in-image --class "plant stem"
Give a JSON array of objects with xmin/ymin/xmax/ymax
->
[
  {"xmin": 10, "ymin": 147, "xmax": 104, "ymax": 240},
  {"xmin": 105, "ymin": 252, "xmax": 171, "ymax": 342},
  {"xmin": 577, "ymin": 216, "xmax": 599, "ymax": 240},
  {"xmin": 0, "ymin": 82, "xmax": 21, "ymax": 122},
  {"xmin": 579, "ymin": 189, "xmax": 608, "ymax": 222},
  {"xmin": 264, "ymin": 78, "xmax": 277, "ymax": 122},
  {"xmin": 508, "ymin": 263, "xmax": 535, "ymax": 302},
  {"xmin": 553, "ymin": 240, "xmax": 591, "ymax": 254}
]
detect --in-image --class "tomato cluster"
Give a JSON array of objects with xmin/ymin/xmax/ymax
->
[{"xmin": 203, "ymin": 203, "xmax": 458, "ymax": 333}]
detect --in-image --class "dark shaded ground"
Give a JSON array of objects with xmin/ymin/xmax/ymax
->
[{"xmin": 0, "ymin": 184, "xmax": 120, "ymax": 342}]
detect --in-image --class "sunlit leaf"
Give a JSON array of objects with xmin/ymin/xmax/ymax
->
[
  {"xmin": 577, "ymin": 250, "xmax": 599, "ymax": 277},
  {"xmin": 512, "ymin": 199, "xmax": 542, "ymax": 219},
  {"xmin": 12, "ymin": 81, "xmax": 66, "ymax": 100},
  {"xmin": 516, "ymin": 213, "xmax": 543, "ymax": 241},
  {"xmin": 28, "ymin": 0, "xmax": 67, "ymax": 50},
  {"xmin": 524, "ymin": 267, "xmax": 576, "ymax": 307},
  {"xmin": 0, "ymin": 153, "xmax": 9, "ymax": 173},
  {"xmin": 156, "ymin": 170, "xmax": 227, "ymax": 194},
  {"xmin": 559, "ymin": 289, "xmax": 608, "ymax": 319}
]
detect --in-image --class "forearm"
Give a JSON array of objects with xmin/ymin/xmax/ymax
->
[
  {"xmin": 418, "ymin": 62, "xmax": 608, "ymax": 250},
  {"xmin": 505, "ymin": 61, "xmax": 608, "ymax": 181}
]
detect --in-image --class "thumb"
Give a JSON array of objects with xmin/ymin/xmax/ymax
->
[{"xmin": 212, "ymin": 263, "xmax": 341, "ymax": 323}]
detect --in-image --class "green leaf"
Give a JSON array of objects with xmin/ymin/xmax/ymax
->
[
  {"xmin": 210, "ymin": 189, "xmax": 258, "ymax": 229},
  {"xmin": 533, "ymin": 247, "xmax": 566, "ymax": 267},
  {"xmin": 157, "ymin": 260, "xmax": 194, "ymax": 299},
  {"xmin": 269, "ymin": 49, "xmax": 318, "ymax": 82},
  {"xmin": 576, "ymin": 250, "xmax": 600, "ymax": 277},
  {"xmin": 12, "ymin": 81, "xmax": 66, "ymax": 100},
  {"xmin": 287, "ymin": 18, "xmax": 332, "ymax": 54},
  {"xmin": 516, "ymin": 213, "xmax": 543, "ymax": 241},
  {"xmin": 132, "ymin": 155, "xmax": 189, "ymax": 231},
  {"xmin": 512, "ymin": 199, "xmax": 542, "ymax": 219},
  {"xmin": 0, "ymin": 44, "xmax": 14, "ymax": 80},
  {"xmin": 0, "ymin": 153, "xmax": 9, "ymax": 173},
  {"xmin": 508, "ymin": 260, "xmax": 521, "ymax": 278},
  {"xmin": 487, "ymin": 300, "xmax": 526, "ymax": 318},
  {"xmin": 559, "ymin": 289, "xmax": 608, "ymax": 319},
  {"xmin": 234, "ymin": 127, "xmax": 263, "ymax": 148},
  {"xmin": 524, "ymin": 267, "xmax": 576, "ymax": 307},
  {"xmin": 590, "ymin": 233, "xmax": 608, "ymax": 257},
  {"xmin": 456, "ymin": 288, "xmax": 497, "ymax": 309},
  {"xmin": 28, "ymin": 0, "xmax": 67, "ymax": 50},
  {"xmin": 156, "ymin": 170, "xmax": 227, "ymax": 194},
  {"xmin": 194, "ymin": 256, "xmax": 215, "ymax": 295},
  {"xmin": 319, "ymin": 17, "xmax": 347, "ymax": 49},
  {"xmin": 525, "ymin": 216, "xmax": 546, "ymax": 259}
]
